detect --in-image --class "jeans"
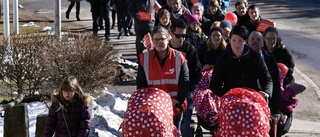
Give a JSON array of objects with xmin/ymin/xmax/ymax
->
[{"xmin": 181, "ymin": 92, "xmax": 193, "ymax": 137}]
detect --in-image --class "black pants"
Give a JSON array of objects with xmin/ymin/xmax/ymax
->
[
  {"xmin": 67, "ymin": 1, "xmax": 80, "ymax": 16},
  {"xmin": 92, "ymin": 3, "xmax": 110, "ymax": 38}
]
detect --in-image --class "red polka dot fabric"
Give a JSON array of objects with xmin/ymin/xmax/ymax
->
[
  {"xmin": 121, "ymin": 88, "xmax": 180, "ymax": 137},
  {"xmin": 215, "ymin": 88, "xmax": 271, "ymax": 137},
  {"xmin": 193, "ymin": 66, "xmax": 221, "ymax": 123}
]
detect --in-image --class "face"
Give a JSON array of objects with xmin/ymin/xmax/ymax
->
[
  {"xmin": 62, "ymin": 89, "xmax": 75, "ymax": 101},
  {"xmin": 190, "ymin": 22, "xmax": 201, "ymax": 31},
  {"xmin": 265, "ymin": 32, "xmax": 277, "ymax": 51},
  {"xmin": 211, "ymin": 31, "xmax": 222, "ymax": 45},
  {"xmin": 171, "ymin": 0, "xmax": 182, "ymax": 12},
  {"xmin": 209, "ymin": 6, "xmax": 218, "ymax": 15},
  {"xmin": 152, "ymin": 32, "xmax": 169, "ymax": 53},
  {"xmin": 230, "ymin": 34, "xmax": 246, "ymax": 57},
  {"xmin": 192, "ymin": 6, "xmax": 203, "ymax": 18},
  {"xmin": 236, "ymin": 3, "xmax": 247, "ymax": 16},
  {"xmin": 170, "ymin": 28, "xmax": 186, "ymax": 48},
  {"xmin": 160, "ymin": 13, "xmax": 171, "ymax": 26},
  {"xmin": 248, "ymin": 31, "xmax": 263, "ymax": 52},
  {"xmin": 166, "ymin": 0, "xmax": 172, "ymax": 7},
  {"xmin": 248, "ymin": 8, "xmax": 260, "ymax": 21}
]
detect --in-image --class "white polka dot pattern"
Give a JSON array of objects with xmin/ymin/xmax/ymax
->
[
  {"xmin": 121, "ymin": 88, "xmax": 180, "ymax": 137},
  {"xmin": 215, "ymin": 88, "xmax": 271, "ymax": 137},
  {"xmin": 193, "ymin": 66, "xmax": 221, "ymax": 123}
]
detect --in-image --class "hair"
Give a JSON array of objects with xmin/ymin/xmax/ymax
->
[
  {"xmin": 229, "ymin": 25, "xmax": 249, "ymax": 40},
  {"xmin": 207, "ymin": 0, "xmax": 222, "ymax": 16},
  {"xmin": 248, "ymin": 4, "xmax": 259, "ymax": 11},
  {"xmin": 263, "ymin": 26, "xmax": 284, "ymax": 48},
  {"xmin": 57, "ymin": 76, "xmax": 89, "ymax": 106},
  {"xmin": 158, "ymin": 9, "xmax": 171, "ymax": 20},
  {"xmin": 152, "ymin": 26, "xmax": 170, "ymax": 39},
  {"xmin": 191, "ymin": 2, "xmax": 204, "ymax": 13},
  {"xmin": 170, "ymin": 19, "xmax": 187, "ymax": 33},
  {"xmin": 207, "ymin": 27, "xmax": 227, "ymax": 50},
  {"xmin": 235, "ymin": 1, "xmax": 248, "ymax": 8}
]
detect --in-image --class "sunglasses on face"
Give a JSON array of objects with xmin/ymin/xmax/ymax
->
[{"xmin": 174, "ymin": 33, "xmax": 187, "ymax": 38}]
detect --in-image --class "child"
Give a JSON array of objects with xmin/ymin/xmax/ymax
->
[
  {"xmin": 157, "ymin": 9, "xmax": 171, "ymax": 30},
  {"xmin": 44, "ymin": 76, "xmax": 91, "ymax": 137},
  {"xmin": 185, "ymin": 13, "xmax": 208, "ymax": 54}
]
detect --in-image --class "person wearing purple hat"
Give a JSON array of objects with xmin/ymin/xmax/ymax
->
[
  {"xmin": 191, "ymin": 2, "xmax": 212, "ymax": 37},
  {"xmin": 198, "ymin": 26, "xmax": 226, "ymax": 68},
  {"xmin": 185, "ymin": 13, "xmax": 208, "ymax": 54}
]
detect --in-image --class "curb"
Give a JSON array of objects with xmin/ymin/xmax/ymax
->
[{"xmin": 294, "ymin": 68, "xmax": 320, "ymax": 99}]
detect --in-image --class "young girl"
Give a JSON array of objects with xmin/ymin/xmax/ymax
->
[
  {"xmin": 157, "ymin": 9, "xmax": 171, "ymax": 30},
  {"xmin": 44, "ymin": 76, "xmax": 90, "ymax": 137},
  {"xmin": 185, "ymin": 13, "xmax": 208, "ymax": 54}
]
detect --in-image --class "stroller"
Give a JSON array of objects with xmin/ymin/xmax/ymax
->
[
  {"xmin": 193, "ymin": 66, "xmax": 271, "ymax": 136},
  {"xmin": 121, "ymin": 87, "xmax": 184, "ymax": 137}
]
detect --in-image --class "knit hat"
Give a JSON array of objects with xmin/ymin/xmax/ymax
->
[
  {"xmin": 185, "ymin": 14, "xmax": 200, "ymax": 25},
  {"xmin": 210, "ymin": 26, "xmax": 224, "ymax": 36},
  {"xmin": 220, "ymin": 20, "xmax": 232, "ymax": 30}
]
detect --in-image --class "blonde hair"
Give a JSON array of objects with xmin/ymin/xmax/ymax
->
[{"xmin": 207, "ymin": 33, "xmax": 227, "ymax": 51}]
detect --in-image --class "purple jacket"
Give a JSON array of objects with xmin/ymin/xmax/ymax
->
[{"xmin": 44, "ymin": 95, "xmax": 90, "ymax": 137}]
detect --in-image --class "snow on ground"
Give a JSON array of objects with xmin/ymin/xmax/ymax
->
[{"xmin": 0, "ymin": 88, "xmax": 131, "ymax": 137}]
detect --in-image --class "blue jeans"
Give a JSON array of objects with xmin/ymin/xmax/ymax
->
[{"xmin": 181, "ymin": 92, "xmax": 193, "ymax": 137}]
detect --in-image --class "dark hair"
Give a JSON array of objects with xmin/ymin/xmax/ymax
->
[
  {"xmin": 170, "ymin": 19, "xmax": 187, "ymax": 33},
  {"xmin": 248, "ymin": 4, "xmax": 259, "ymax": 10},
  {"xmin": 263, "ymin": 26, "xmax": 284, "ymax": 47},
  {"xmin": 235, "ymin": 1, "xmax": 247, "ymax": 8},
  {"xmin": 229, "ymin": 25, "xmax": 249, "ymax": 40},
  {"xmin": 158, "ymin": 9, "xmax": 170, "ymax": 20}
]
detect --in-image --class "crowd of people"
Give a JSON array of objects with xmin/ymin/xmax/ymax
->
[{"xmin": 59, "ymin": 0, "xmax": 301, "ymax": 136}]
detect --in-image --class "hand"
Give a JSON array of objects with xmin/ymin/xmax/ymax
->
[
  {"xmin": 136, "ymin": 13, "xmax": 140, "ymax": 19},
  {"xmin": 259, "ymin": 91, "xmax": 269, "ymax": 98}
]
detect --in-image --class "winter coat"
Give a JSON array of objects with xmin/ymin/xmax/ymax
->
[
  {"xmin": 198, "ymin": 42, "xmax": 225, "ymax": 67},
  {"xmin": 128, "ymin": 0, "xmax": 155, "ymax": 32},
  {"xmin": 209, "ymin": 44, "xmax": 273, "ymax": 97},
  {"xmin": 136, "ymin": 47, "xmax": 190, "ymax": 104},
  {"xmin": 264, "ymin": 44, "xmax": 295, "ymax": 86},
  {"xmin": 44, "ymin": 95, "xmax": 90, "ymax": 137},
  {"xmin": 233, "ymin": 11, "xmax": 250, "ymax": 26},
  {"xmin": 185, "ymin": 28, "xmax": 208, "ymax": 54},
  {"xmin": 169, "ymin": 41, "xmax": 202, "ymax": 92},
  {"xmin": 200, "ymin": 16, "xmax": 212, "ymax": 37},
  {"xmin": 262, "ymin": 49, "xmax": 281, "ymax": 114},
  {"xmin": 244, "ymin": 16, "xmax": 269, "ymax": 34},
  {"xmin": 203, "ymin": 11, "xmax": 225, "ymax": 26}
]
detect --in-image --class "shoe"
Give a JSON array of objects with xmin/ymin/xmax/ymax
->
[
  {"xmin": 129, "ymin": 31, "xmax": 134, "ymax": 36},
  {"xmin": 117, "ymin": 32, "xmax": 123, "ymax": 39},
  {"xmin": 99, "ymin": 26, "xmax": 104, "ymax": 30},
  {"xmin": 105, "ymin": 36, "xmax": 110, "ymax": 41},
  {"xmin": 66, "ymin": 12, "xmax": 70, "ymax": 19},
  {"xmin": 124, "ymin": 32, "xmax": 130, "ymax": 37},
  {"xmin": 111, "ymin": 24, "xmax": 115, "ymax": 29},
  {"xmin": 76, "ymin": 17, "xmax": 81, "ymax": 21}
]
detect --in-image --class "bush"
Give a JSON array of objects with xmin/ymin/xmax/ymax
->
[{"xmin": 0, "ymin": 33, "xmax": 119, "ymax": 98}]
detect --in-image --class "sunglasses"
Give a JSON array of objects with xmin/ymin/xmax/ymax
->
[{"xmin": 174, "ymin": 33, "xmax": 187, "ymax": 38}]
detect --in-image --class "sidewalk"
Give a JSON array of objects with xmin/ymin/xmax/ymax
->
[{"xmin": 60, "ymin": 2, "xmax": 320, "ymax": 136}]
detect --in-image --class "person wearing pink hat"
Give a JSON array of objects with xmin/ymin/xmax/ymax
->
[{"xmin": 185, "ymin": 13, "xmax": 208, "ymax": 55}]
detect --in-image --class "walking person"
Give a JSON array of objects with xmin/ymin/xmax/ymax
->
[
  {"xmin": 66, "ymin": 0, "xmax": 81, "ymax": 21},
  {"xmin": 89, "ymin": 0, "xmax": 111, "ymax": 40},
  {"xmin": 44, "ymin": 76, "xmax": 90, "ymax": 137}
]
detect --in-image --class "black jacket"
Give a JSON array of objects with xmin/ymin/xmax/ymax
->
[
  {"xmin": 233, "ymin": 11, "xmax": 250, "ymax": 26},
  {"xmin": 264, "ymin": 44, "xmax": 295, "ymax": 86},
  {"xmin": 198, "ymin": 42, "xmax": 225, "ymax": 67},
  {"xmin": 262, "ymin": 49, "xmax": 281, "ymax": 114},
  {"xmin": 210, "ymin": 44, "xmax": 273, "ymax": 97},
  {"xmin": 128, "ymin": 0, "xmax": 155, "ymax": 32},
  {"xmin": 244, "ymin": 16, "xmax": 269, "ymax": 34},
  {"xmin": 169, "ymin": 41, "xmax": 202, "ymax": 92}
]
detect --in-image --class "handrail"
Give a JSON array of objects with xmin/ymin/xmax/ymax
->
[{"xmin": 0, "ymin": 93, "xmax": 24, "ymax": 111}]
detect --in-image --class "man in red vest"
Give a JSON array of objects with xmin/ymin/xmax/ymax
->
[{"xmin": 136, "ymin": 26, "xmax": 190, "ymax": 117}]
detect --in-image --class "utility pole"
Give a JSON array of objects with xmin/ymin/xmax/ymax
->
[
  {"xmin": 54, "ymin": 0, "xmax": 61, "ymax": 38},
  {"xmin": 13, "ymin": 0, "xmax": 19, "ymax": 34},
  {"xmin": 3, "ymin": 0, "xmax": 10, "ymax": 41}
]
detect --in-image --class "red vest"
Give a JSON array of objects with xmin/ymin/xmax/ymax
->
[{"xmin": 139, "ymin": 48, "xmax": 186, "ymax": 98}]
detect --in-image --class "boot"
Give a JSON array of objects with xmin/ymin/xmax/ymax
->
[
  {"xmin": 76, "ymin": 14, "xmax": 81, "ymax": 21},
  {"xmin": 66, "ymin": 11, "xmax": 70, "ymax": 19},
  {"xmin": 117, "ymin": 32, "xmax": 123, "ymax": 39}
]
